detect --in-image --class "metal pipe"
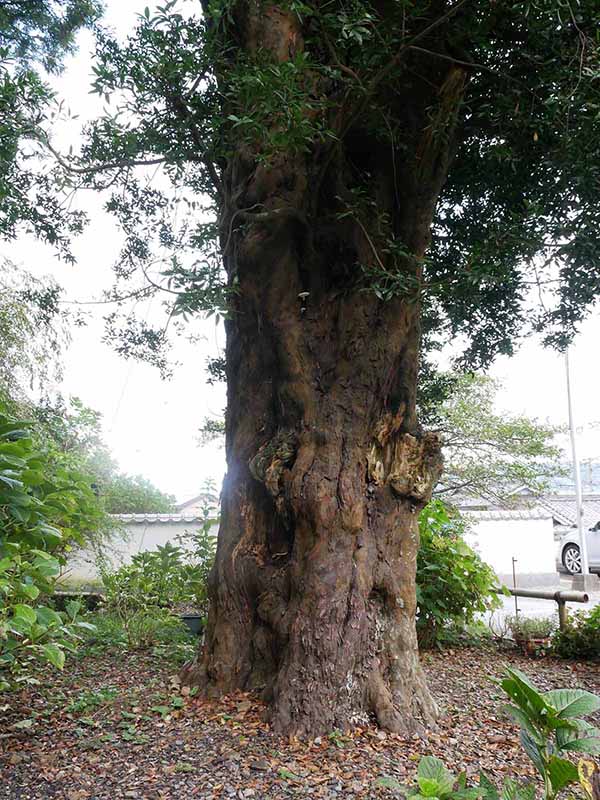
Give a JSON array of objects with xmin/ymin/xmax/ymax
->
[
  {"xmin": 512, "ymin": 557, "xmax": 519, "ymax": 621},
  {"xmin": 557, "ymin": 600, "xmax": 568, "ymax": 631},
  {"xmin": 507, "ymin": 588, "xmax": 589, "ymax": 603},
  {"xmin": 500, "ymin": 586, "xmax": 589, "ymax": 631}
]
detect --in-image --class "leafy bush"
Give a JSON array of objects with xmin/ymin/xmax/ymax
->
[
  {"xmin": 102, "ymin": 531, "xmax": 215, "ymax": 614},
  {"xmin": 174, "ymin": 517, "xmax": 217, "ymax": 617},
  {"xmin": 102, "ymin": 542, "xmax": 193, "ymax": 613},
  {"xmin": 0, "ymin": 404, "xmax": 101, "ymax": 689},
  {"xmin": 417, "ymin": 501, "xmax": 500, "ymax": 648},
  {"xmin": 100, "ymin": 513, "xmax": 217, "ymax": 648},
  {"xmin": 113, "ymin": 608, "xmax": 183, "ymax": 650},
  {"xmin": 80, "ymin": 610, "xmax": 196, "ymax": 662},
  {"xmin": 508, "ymin": 616, "xmax": 556, "ymax": 640},
  {"xmin": 552, "ymin": 605, "xmax": 600, "ymax": 661}
]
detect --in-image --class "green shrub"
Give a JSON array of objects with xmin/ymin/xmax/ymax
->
[
  {"xmin": 174, "ymin": 518, "xmax": 217, "ymax": 617},
  {"xmin": 101, "ymin": 511, "xmax": 217, "ymax": 620},
  {"xmin": 416, "ymin": 500, "xmax": 500, "ymax": 648},
  {"xmin": 0, "ymin": 404, "xmax": 101, "ymax": 690},
  {"xmin": 80, "ymin": 610, "xmax": 196, "ymax": 662},
  {"xmin": 101, "ymin": 542, "xmax": 193, "ymax": 614},
  {"xmin": 508, "ymin": 615, "xmax": 557, "ymax": 640},
  {"xmin": 552, "ymin": 605, "xmax": 600, "ymax": 660}
]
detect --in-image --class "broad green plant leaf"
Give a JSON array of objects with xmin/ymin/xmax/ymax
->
[
  {"xmin": 501, "ymin": 668, "xmax": 549, "ymax": 719},
  {"xmin": 547, "ymin": 756, "xmax": 579, "ymax": 793},
  {"xmin": 519, "ymin": 730, "xmax": 545, "ymax": 776},
  {"xmin": 543, "ymin": 689, "xmax": 600, "ymax": 719},
  {"xmin": 479, "ymin": 772, "xmax": 500, "ymax": 800},
  {"xmin": 500, "ymin": 778, "xmax": 535, "ymax": 800},
  {"xmin": 417, "ymin": 757, "xmax": 456, "ymax": 797},
  {"xmin": 41, "ymin": 643, "xmax": 65, "ymax": 670},
  {"xmin": 13, "ymin": 604, "xmax": 36, "ymax": 626},
  {"xmin": 376, "ymin": 776, "xmax": 403, "ymax": 790}
]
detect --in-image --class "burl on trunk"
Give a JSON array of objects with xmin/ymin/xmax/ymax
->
[{"xmin": 182, "ymin": 5, "xmax": 465, "ymax": 736}]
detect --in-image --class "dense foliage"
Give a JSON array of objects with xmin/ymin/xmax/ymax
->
[
  {"xmin": 102, "ymin": 539, "xmax": 210, "ymax": 614},
  {"xmin": 0, "ymin": 401, "xmax": 101, "ymax": 689},
  {"xmin": 6, "ymin": 0, "xmax": 596, "ymax": 371},
  {"xmin": 416, "ymin": 500, "xmax": 500, "ymax": 648},
  {"xmin": 101, "ymin": 473, "xmax": 175, "ymax": 514},
  {"xmin": 83, "ymin": 606, "xmax": 195, "ymax": 654},
  {"xmin": 0, "ymin": 0, "xmax": 101, "ymax": 256},
  {"xmin": 101, "ymin": 517, "xmax": 217, "ymax": 623},
  {"xmin": 552, "ymin": 606, "xmax": 600, "ymax": 661}
]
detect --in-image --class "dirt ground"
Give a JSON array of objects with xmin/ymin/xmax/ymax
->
[{"xmin": 1, "ymin": 645, "xmax": 598, "ymax": 799}]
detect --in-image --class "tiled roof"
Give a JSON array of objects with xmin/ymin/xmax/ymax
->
[
  {"xmin": 109, "ymin": 513, "xmax": 208, "ymax": 524},
  {"xmin": 462, "ymin": 508, "xmax": 550, "ymax": 521},
  {"xmin": 534, "ymin": 495, "xmax": 600, "ymax": 530}
]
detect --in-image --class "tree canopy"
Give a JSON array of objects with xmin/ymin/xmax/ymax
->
[
  {"xmin": 431, "ymin": 373, "xmax": 563, "ymax": 502},
  {"xmin": 4, "ymin": 0, "xmax": 595, "ymax": 371},
  {"xmin": 0, "ymin": 0, "xmax": 101, "ymax": 256}
]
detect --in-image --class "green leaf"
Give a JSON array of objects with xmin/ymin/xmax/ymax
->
[
  {"xmin": 41, "ymin": 643, "xmax": 65, "ymax": 670},
  {"xmin": 75, "ymin": 621, "xmax": 97, "ymax": 632},
  {"xmin": 19, "ymin": 583, "xmax": 40, "ymax": 600},
  {"xmin": 500, "ymin": 778, "xmax": 535, "ymax": 800},
  {"xmin": 479, "ymin": 772, "xmax": 499, "ymax": 800},
  {"xmin": 13, "ymin": 604, "xmax": 36, "ymax": 626},
  {"xmin": 547, "ymin": 757, "xmax": 579, "ymax": 793},
  {"xmin": 519, "ymin": 729, "xmax": 545, "ymax": 776},
  {"xmin": 10, "ymin": 718, "xmax": 36, "ymax": 731},
  {"xmin": 502, "ymin": 704, "xmax": 544, "ymax": 743},
  {"xmin": 35, "ymin": 606, "xmax": 63, "ymax": 627},
  {"xmin": 501, "ymin": 668, "xmax": 549, "ymax": 718},
  {"xmin": 560, "ymin": 737, "xmax": 600, "ymax": 755},
  {"xmin": 419, "ymin": 778, "xmax": 444, "ymax": 797},
  {"xmin": 0, "ymin": 557, "xmax": 13, "ymax": 573},
  {"xmin": 543, "ymin": 689, "xmax": 600, "ymax": 719},
  {"xmin": 65, "ymin": 600, "xmax": 82, "ymax": 620},
  {"xmin": 417, "ymin": 757, "xmax": 456, "ymax": 798}
]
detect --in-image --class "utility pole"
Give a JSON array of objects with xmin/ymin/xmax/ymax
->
[{"xmin": 565, "ymin": 349, "xmax": 591, "ymax": 583}]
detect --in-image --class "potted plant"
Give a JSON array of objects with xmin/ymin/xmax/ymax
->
[{"xmin": 508, "ymin": 616, "xmax": 556, "ymax": 657}]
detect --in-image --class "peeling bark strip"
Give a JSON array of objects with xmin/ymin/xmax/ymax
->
[{"xmin": 181, "ymin": 2, "xmax": 465, "ymax": 736}]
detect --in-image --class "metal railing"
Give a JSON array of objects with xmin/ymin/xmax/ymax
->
[{"xmin": 507, "ymin": 587, "xmax": 589, "ymax": 631}]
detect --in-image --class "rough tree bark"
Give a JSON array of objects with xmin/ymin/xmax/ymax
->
[{"xmin": 182, "ymin": 3, "xmax": 467, "ymax": 736}]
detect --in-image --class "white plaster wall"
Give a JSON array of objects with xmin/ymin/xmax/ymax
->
[
  {"xmin": 64, "ymin": 520, "xmax": 219, "ymax": 582},
  {"xmin": 463, "ymin": 516, "xmax": 556, "ymax": 576}
]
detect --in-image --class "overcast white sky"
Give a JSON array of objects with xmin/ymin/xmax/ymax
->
[{"xmin": 4, "ymin": 0, "xmax": 600, "ymax": 502}]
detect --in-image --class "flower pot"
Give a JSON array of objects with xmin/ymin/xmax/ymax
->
[
  {"xmin": 180, "ymin": 614, "xmax": 204, "ymax": 636},
  {"xmin": 525, "ymin": 636, "xmax": 551, "ymax": 657}
]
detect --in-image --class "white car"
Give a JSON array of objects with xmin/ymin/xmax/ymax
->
[{"xmin": 557, "ymin": 522, "xmax": 600, "ymax": 574}]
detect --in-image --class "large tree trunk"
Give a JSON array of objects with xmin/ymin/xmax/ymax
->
[{"xmin": 182, "ymin": 4, "xmax": 465, "ymax": 736}]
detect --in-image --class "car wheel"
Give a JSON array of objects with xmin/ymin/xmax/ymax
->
[{"xmin": 563, "ymin": 543, "xmax": 582, "ymax": 574}]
